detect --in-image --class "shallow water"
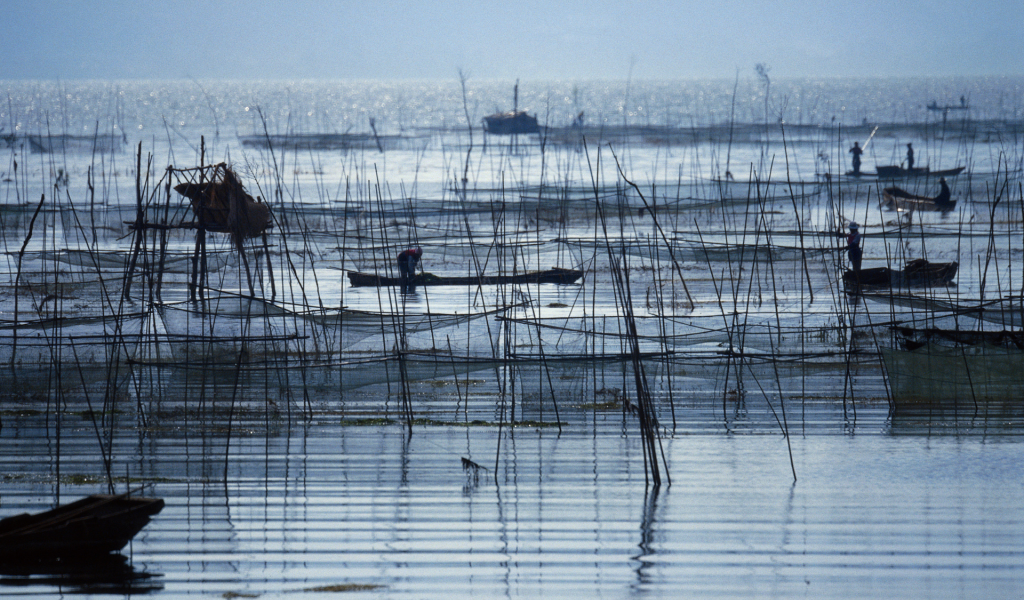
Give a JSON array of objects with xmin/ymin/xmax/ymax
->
[
  {"xmin": 2, "ymin": 77, "xmax": 1024, "ymax": 598},
  {"xmin": 4, "ymin": 396, "xmax": 1024, "ymax": 598}
]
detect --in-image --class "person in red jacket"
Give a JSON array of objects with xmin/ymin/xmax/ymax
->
[{"xmin": 397, "ymin": 247, "xmax": 423, "ymax": 283}]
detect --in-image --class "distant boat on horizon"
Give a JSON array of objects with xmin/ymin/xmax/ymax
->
[
  {"xmin": 482, "ymin": 110, "xmax": 539, "ymax": 135},
  {"xmin": 482, "ymin": 79, "xmax": 539, "ymax": 135}
]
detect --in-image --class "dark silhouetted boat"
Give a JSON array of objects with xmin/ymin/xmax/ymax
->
[
  {"xmin": 843, "ymin": 259, "xmax": 958, "ymax": 291},
  {"xmin": 874, "ymin": 165, "xmax": 965, "ymax": 179},
  {"xmin": 0, "ymin": 493, "xmax": 164, "ymax": 562},
  {"xmin": 882, "ymin": 186, "xmax": 957, "ymax": 212},
  {"xmin": 482, "ymin": 80, "xmax": 539, "ymax": 135},
  {"xmin": 483, "ymin": 111, "xmax": 539, "ymax": 135},
  {"xmin": 347, "ymin": 267, "xmax": 583, "ymax": 288}
]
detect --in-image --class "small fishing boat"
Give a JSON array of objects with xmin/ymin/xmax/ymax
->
[
  {"xmin": 482, "ymin": 110, "xmax": 539, "ymax": 135},
  {"xmin": 483, "ymin": 81, "xmax": 539, "ymax": 135},
  {"xmin": 874, "ymin": 165, "xmax": 965, "ymax": 179},
  {"xmin": 0, "ymin": 493, "xmax": 164, "ymax": 562},
  {"xmin": 882, "ymin": 186, "xmax": 956, "ymax": 212},
  {"xmin": 347, "ymin": 267, "xmax": 583, "ymax": 288},
  {"xmin": 843, "ymin": 259, "xmax": 958, "ymax": 290}
]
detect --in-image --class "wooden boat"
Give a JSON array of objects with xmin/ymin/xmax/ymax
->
[
  {"xmin": 482, "ymin": 110, "xmax": 539, "ymax": 135},
  {"xmin": 843, "ymin": 259, "xmax": 957, "ymax": 290},
  {"xmin": 882, "ymin": 186, "xmax": 956, "ymax": 212},
  {"xmin": 874, "ymin": 165, "xmax": 965, "ymax": 179},
  {"xmin": 483, "ymin": 81, "xmax": 539, "ymax": 135},
  {"xmin": 0, "ymin": 493, "xmax": 164, "ymax": 562},
  {"xmin": 346, "ymin": 267, "xmax": 583, "ymax": 288}
]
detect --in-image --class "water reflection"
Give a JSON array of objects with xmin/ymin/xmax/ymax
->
[
  {"xmin": 0, "ymin": 553, "xmax": 162, "ymax": 595},
  {"xmin": 888, "ymin": 403, "xmax": 1024, "ymax": 434},
  {"xmin": 633, "ymin": 485, "xmax": 661, "ymax": 587}
]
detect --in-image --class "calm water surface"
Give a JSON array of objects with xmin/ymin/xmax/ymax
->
[
  {"xmin": 1, "ymin": 76, "xmax": 1023, "ymax": 598},
  {"xmin": 3, "ymin": 385, "xmax": 1023, "ymax": 598}
]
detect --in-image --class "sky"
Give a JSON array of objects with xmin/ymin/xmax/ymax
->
[{"xmin": 2, "ymin": 0, "xmax": 1021, "ymax": 81}]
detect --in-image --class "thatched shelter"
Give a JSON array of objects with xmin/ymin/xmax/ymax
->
[{"xmin": 174, "ymin": 163, "xmax": 272, "ymax": 251}]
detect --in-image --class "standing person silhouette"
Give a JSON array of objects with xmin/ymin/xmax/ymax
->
[
  {"xmin": 847, "ymin": 222, "xmax": 862, "ymax": 272},
  {"xmin": 906, "ymin": 143, "xmax": 915, "ymax": 170},
  {"xmin": 849, "ymin": 142, "xmax": 863, "ymax": 175},
  {"xmin": 934, "ymin": 177, "xmax": 952, "ymax": 207}
]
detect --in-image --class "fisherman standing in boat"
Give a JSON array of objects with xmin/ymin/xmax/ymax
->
[
  {"xmin": 934, "ymin": 177, "xmax": 951, "ymax": 207},
  {"xmin": 847, "ymin": 222, "xmax": 862, "ymax": 273},
  {"xmin": 849, "ymin": 142, "xmax": 863, "ymax": 175},
  {"xmin": 397, "ymin": 247, "xmax": 423, "ymax": 285},
  {"xmin": 906, "ymin": 143, "xmax": 915, "ymax": 170}
]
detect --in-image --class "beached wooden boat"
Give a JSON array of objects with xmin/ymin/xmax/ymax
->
[
  {"xmin": 843, "ymin": 259, "xmax": 957, "ymax": 290},
  {"xmin": 0, "ymin": 493, "xmax": 164, "ymax": 562},
  {"xmin": 482, "ymin": 110, "xmax": 539, "ymax": 135},
  {"xmin": 346, "ymin": 267, "xmax": 583, "ymax": 288},
  {"xmin": 874, "ymin": 165, "xmax": 965, "ymax": 179},
  {"xmin": 882, "ymin": 186, "xmax": 956, "ymax": 212}
]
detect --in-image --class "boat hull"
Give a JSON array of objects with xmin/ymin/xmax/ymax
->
[
  {"xmin": 346, "ymin": 268, "xmax": 583, "ymax": 288},
  {"xmin": 483, "ymin": 111, "xmax": 539, "ymax": 135},
  {"xmin": 844, "ymin": 260, "xmax": 957, "ymax": 290},
  {"xmin": 875, "ymin": 165, "xmax": 965, "ymax": 179},
  {"xmin": 882, "ymin": 186, "xmax": 956, "ymax": 212},
  {"xmin": 0, "ymin": 494, "xmax": 164, "ymax": 562}
]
